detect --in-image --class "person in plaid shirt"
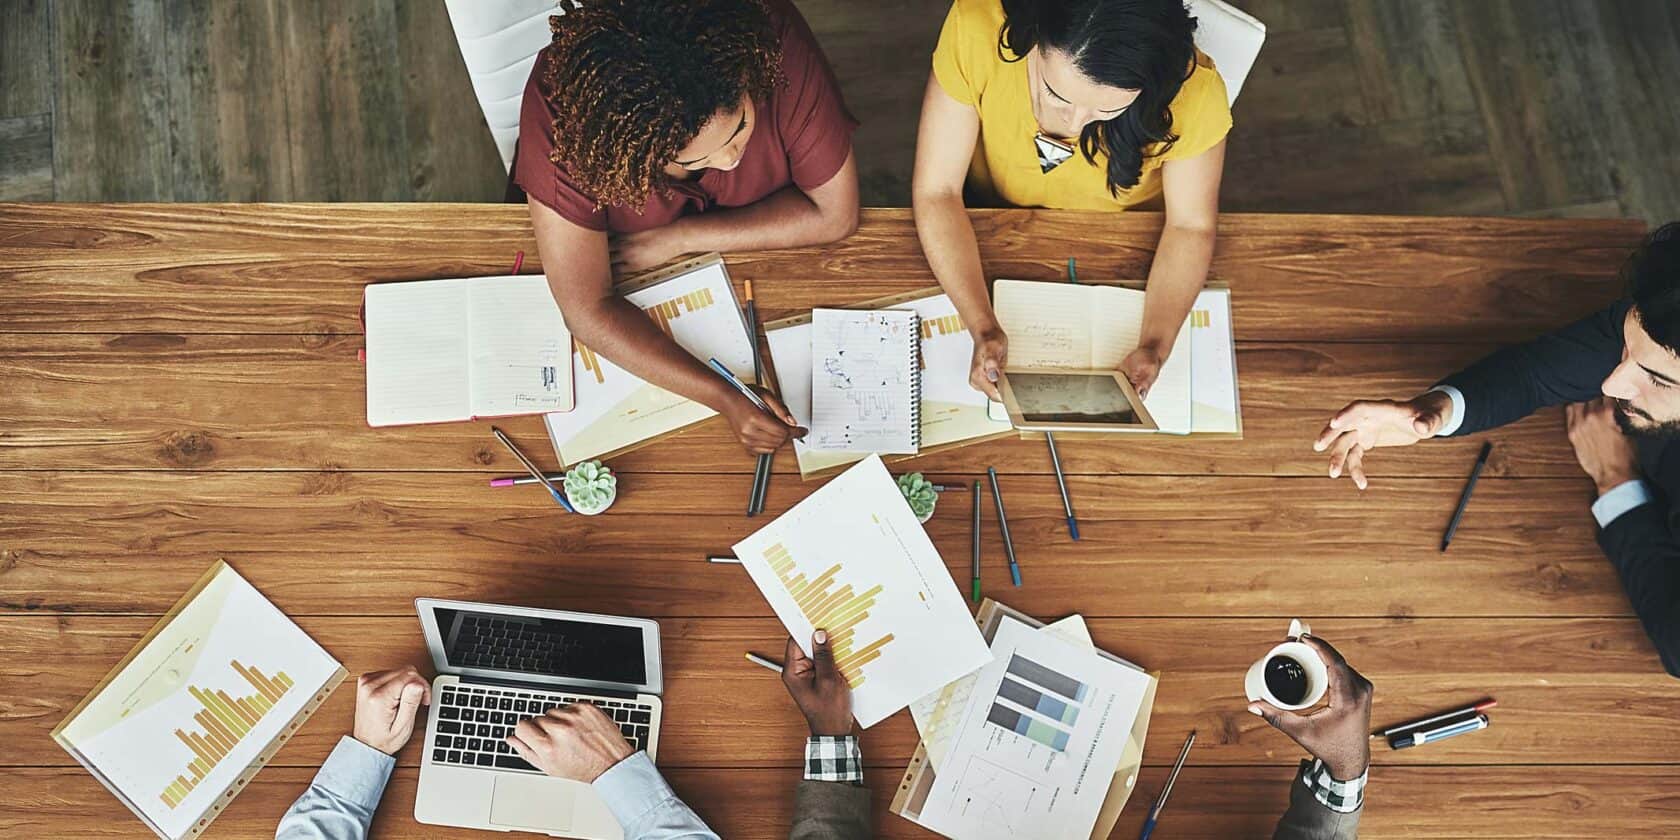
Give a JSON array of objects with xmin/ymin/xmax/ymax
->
[
  {"xmin": 779, "ymin": 629, "xmax": 871, "ymax": 839},
  {"xmin": 1249, "ymin": 635, "xmax": 1373, "ymax": 839}
]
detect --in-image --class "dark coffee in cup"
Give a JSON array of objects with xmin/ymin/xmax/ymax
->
[{"xmin": 1264, "ymin": 655, "xmax": 1309, "ymax": 705}]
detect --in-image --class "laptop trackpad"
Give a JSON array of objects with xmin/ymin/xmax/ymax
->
[{"xmin": 490, "ymin": 775, "xmax": 575, "ymax": 832}]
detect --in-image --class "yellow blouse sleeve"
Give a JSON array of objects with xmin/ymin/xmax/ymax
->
[
  {"xmin": 931, "ymin": 0, "xmax": 981, "ymax": 106},
  {"xmin": 1161, "ymin": 63, "xmax": 1232, "ymax": 162}
]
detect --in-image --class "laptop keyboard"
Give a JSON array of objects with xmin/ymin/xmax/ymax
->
[{"xmin": 431, "ymin": 684, "xmax": 653, "ymax": 773}]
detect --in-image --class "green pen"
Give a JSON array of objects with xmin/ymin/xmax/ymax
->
[{"xmin": 970, "ymin": 479, "xmax": 982, "ymax": 602}]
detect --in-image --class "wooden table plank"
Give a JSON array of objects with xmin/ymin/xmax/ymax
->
[
  {"xmin": 0, "ymin": 333, "xmax": 1588, "ymax": 478},
  {"xmin": 0, "ymin": 205, "xmax": 1639, "ymax": 341},
  {"xmin": 5, "ymin": 617, "xmax": 1677, "ymax": 770},
  {"xmin": 9, "ymin": 764, "xmax": 1679, "ymax": 839},
  {"xmin": 0, "ymin": 471, "xmax": 1615, "ymax": 617}
]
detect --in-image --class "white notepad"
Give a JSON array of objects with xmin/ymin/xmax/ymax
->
[
  {"xmin": 364, "ymin": 275, "xmax": 572, "ymax": 427},
  {"xmin": 808, "ymin": 308, "xmax": 921, "ymax": 453}
]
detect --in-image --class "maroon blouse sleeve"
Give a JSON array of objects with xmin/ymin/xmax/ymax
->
[
  {"xmin": 511, "ymin": 50, "xmax": 611, "ymax": 232},
  {"xmin": 768, "ymin": 0, "xmax": 859, "ymax": 192}
]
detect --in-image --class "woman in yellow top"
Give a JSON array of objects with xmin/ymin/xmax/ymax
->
[{"xmin": 913, "ymin": 0, "xmax": 1230, "ymax": 397}]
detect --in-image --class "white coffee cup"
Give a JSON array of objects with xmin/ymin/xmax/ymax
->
[{"xmin": 1244, "ymin": 619, "xmax": 1329, "ymax": 711}]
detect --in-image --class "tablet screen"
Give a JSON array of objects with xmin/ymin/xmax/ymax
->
[{"xmin": 1008, "ymin": 372, "xmax": 1141, "ymax": 424}]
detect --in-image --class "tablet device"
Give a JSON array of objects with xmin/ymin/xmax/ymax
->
[{"xmin": 997, "ymin": 369, "xmax": 1157, "ymax": 432}]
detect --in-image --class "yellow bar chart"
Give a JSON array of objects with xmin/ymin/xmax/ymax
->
[
  {"xmin": 160, "ymin": 661, "xmax": 294, "ymax": 809},
  {"xmin": 764, "ymin": 542, "xmax": 895, "ymax": 689},
  {"xmin": 644, "ymin": 287, "xmax": 715, "ymax": 337}
]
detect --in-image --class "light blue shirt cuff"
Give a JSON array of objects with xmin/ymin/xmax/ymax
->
[
  {"xmin": 275, "ymin": 736, "xmax": 395, "ymax": 840},
  {"xmin": 1428, "ymin": 385, "xmax": 1466, "ymax": 437},
  {"xmin": 592, "ymin": 751, "xmax": 718, "ymax": 839},
  {"xmin": 1592, "ymin": 479, "xmax": 1655, "ymax": 528}
]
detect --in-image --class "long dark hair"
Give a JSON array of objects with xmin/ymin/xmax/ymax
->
[{"xmin": 999, "ymin": 0, "xmax": 1198, "ymax": 195}]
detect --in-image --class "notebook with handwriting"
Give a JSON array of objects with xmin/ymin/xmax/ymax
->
[
  {"xmin": 364, "ymin": 275, "xmax": 572, "ymax": 427},
  {"xmin": 808, "ymin": 308, "xmax": 921, "ymax": 453}
]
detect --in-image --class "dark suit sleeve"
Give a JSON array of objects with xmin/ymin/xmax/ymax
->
[
  {"xmin": 1272, "ymin": 761, "xmax": 1361, "ymax": 840},
  {"xmin": 1436, "ymin": 301, "xmax": 1630, "ymax": 436},
  {"xmin": 788, "ymin": 780, "xmax": 870, "ymax": 840},
  {"xmin": 1597, "ymin": 498, "xmax": 1680, "ymax": 677}
]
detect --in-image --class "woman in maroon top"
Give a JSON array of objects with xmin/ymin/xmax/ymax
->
[{"xmin": 516, "ymin": 0, "xmax": 859, "ymax": 455}]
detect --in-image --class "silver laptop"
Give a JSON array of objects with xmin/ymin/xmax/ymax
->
[{"xmin": 413, "ymin": 598, "xmax": 664, "ymax": 838}]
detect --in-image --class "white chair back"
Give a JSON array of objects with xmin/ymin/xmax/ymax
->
[
  {"xmin": 444, "ymin": 0, "xmax": 563, "ymax": 172},
  {"xmin": 1186, "ymin": 0, "xmax": 1266, "ymax": 105}
]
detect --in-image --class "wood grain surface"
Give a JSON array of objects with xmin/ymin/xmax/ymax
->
[{"xmin": 1, "ymin": 203, "xmax": 1670, "ymax": 838}]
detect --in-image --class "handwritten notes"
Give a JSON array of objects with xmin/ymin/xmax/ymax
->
[{"xmin": 808, "ymin": 309, "xmax": 921, "ymax": 453}]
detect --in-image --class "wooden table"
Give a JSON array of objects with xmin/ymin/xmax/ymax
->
[{"xmin": 3, "ymin": 204, "xmax": 1676, "ymax": 838}]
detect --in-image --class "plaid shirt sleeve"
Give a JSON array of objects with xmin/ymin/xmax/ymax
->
[
  {"xmin": 1301, "ymin": 759, "xmax": 1367, "ymax": 814},
  {"xmin": 804, "ymin": 735, "xmax": 864, "ymax": 786}
]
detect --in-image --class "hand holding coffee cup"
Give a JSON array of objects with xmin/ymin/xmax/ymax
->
[{"xmin": 1247, "ymin": 634, "xmax": 1375, "ymax": 782}]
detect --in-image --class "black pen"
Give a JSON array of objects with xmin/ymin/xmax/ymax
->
[
  {"xmin": 987, "ymin": 467, "xmax": 1021, "ymax": 586},
  {"xmin": 970, "ymin": 479, "xmax": 982, "ymax": 603},
  {"xmin": 1441, "ymin": 442, "xmax": 1492, "ymax": 551}
]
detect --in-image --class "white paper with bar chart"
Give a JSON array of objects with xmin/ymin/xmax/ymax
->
[
  {"xmin": 917, "ymin": 617, "xmax": 1152, "ymax": 840},
  {"xmin": 733, "ymin": 455, "xmax": 991, "ymax": 727},
  {"xmin": 53, "ymin": 562, "xmax": 344, "ymax": 840}
]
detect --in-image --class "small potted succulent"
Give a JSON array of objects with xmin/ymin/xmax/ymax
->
[
  {"xmin": 562, "ymin": 460, "xmax": 618, "ymax": 515},
  {"xmin": 897, "ymin": 472, "xmax": 938, "ymax": 524}
]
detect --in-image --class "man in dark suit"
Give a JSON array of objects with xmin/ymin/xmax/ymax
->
[{"xmin": 1315, "ymin": 223, "xmax": 1680, "ymax": 676}]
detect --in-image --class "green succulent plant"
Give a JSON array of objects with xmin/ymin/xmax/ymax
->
[
  {"xmin": 563, "ymin": 460, "xmax": 617, "ymax": 512},
  {"xmin": 896, "ymin": 472, "xmax": 937, "ymax": 519}
]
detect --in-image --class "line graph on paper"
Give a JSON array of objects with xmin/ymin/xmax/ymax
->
[{"xmin": 955, "ymin": 756, "xmax": 1042, "ymax": 835}]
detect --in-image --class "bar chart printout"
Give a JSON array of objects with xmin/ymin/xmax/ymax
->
[
  {"xmin": 734, "ymin": 455, "xmax": 991, "ymax": 728},
  {"xmin": 762, "ymin": 543, "xmax": 893, "ymax": 688},
  {"xmin": 161, "ymin": 662, "xmax": 296, "ymax": 808},
  {"xmin": 53, "ymin": 563, "xmax": 342, "ymax": 840},
  {"xmin": 920, "ymin": 617, "xmax": 1151, "ymax": 840}
]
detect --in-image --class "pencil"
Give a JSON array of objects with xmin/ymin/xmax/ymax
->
[
  {"xmin": 490, "ymin": 426, "xmax": 573, "ymax": 513},
  {"xmin": 1441, "ymin": 442, "xmax": 1493, "ymax": 551},
  {"xmin": 1045, "ymin": 431, "xmax": 1079, "ymax": 540},
  {"xmin": 987, "ymin": 467, "xmax": 1021, "ymax": 586},
  {"xmin": 744, "ymin": 652, "xmax": 784, "ymax": 674},
  {"xmin": 970, "ymin": 479, "xmax": 982, "ymax": 603}
]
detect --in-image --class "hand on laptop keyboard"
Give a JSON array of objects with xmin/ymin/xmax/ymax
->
[
  {"xmin": 431, "ymin": 686, "xmax": 653, "ymax": 774},
  {"xmin": 506, "ymin": 702, "xmax": 636, "ymax": 783}
]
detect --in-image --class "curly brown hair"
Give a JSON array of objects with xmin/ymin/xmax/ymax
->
[{"xmin": 542, "ymin": 0, "xmax": 785, "ymax": 208}]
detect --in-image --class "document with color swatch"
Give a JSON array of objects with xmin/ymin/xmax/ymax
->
[
  {"xmin": 732, "ymin": 455, "xmax": 991, "ymax": 727},
  {"xmin": 915, "ymin": 616, "xmax": 1152, "ymax": 840}
]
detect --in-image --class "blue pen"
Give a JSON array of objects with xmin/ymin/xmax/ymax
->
[
  {"xmin": 987, "ymin": 467, "xmax": 1021, "ymax": 586},
  {"xmin": 1044, "ymin": 431, "xmax": 1079, "ymax": 540},
  {"xmin": 1066, "ymin": 256, "xmax": 1079, "ymax": 284},
  {"xmin": 490, "ymin": 427, "xmax": 574, "ymax": 512},
  {"xmin": 707, "ymin": 357, "xmax": 772, "ymax": 412},
  {"xmin": 1139, "ymin": 731, "xmax": 1196, "ymax": 840}
]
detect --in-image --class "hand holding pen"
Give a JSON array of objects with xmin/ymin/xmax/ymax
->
[{"xmin": 709, "ymin": 358, "xmax": 806, "ymax": 455}]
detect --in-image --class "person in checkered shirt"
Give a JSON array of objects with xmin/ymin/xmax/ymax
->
[
  {"xmin": 1249, "ymin": 634, "xmax": 1374, "ymax": 839},
  {"xmin": 779, "ymin": 629, "xmax": 871, "ymax": 839}
]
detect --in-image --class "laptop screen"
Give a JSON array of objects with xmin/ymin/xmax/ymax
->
[{"xmin": 428, "ymin": 605, "xmax": 648, "ymax": 686}]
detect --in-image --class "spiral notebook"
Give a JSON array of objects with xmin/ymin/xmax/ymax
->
[{"xmin": 807, "ymin": 308, "xmax": 921, "ymax": 454}]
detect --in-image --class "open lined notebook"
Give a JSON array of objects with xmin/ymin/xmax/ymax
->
[
  {"xmin": 364, "ymin": 275, "xmax": 572, "ymax": 427},
  {"xmin": 807, "ymin": 308, "xmax": 922, "ymax": 454}
]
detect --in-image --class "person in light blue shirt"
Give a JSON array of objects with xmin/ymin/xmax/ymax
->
[{"xmin": 278, "ymin": 630, "xmax": 870, "ymax": 840}]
